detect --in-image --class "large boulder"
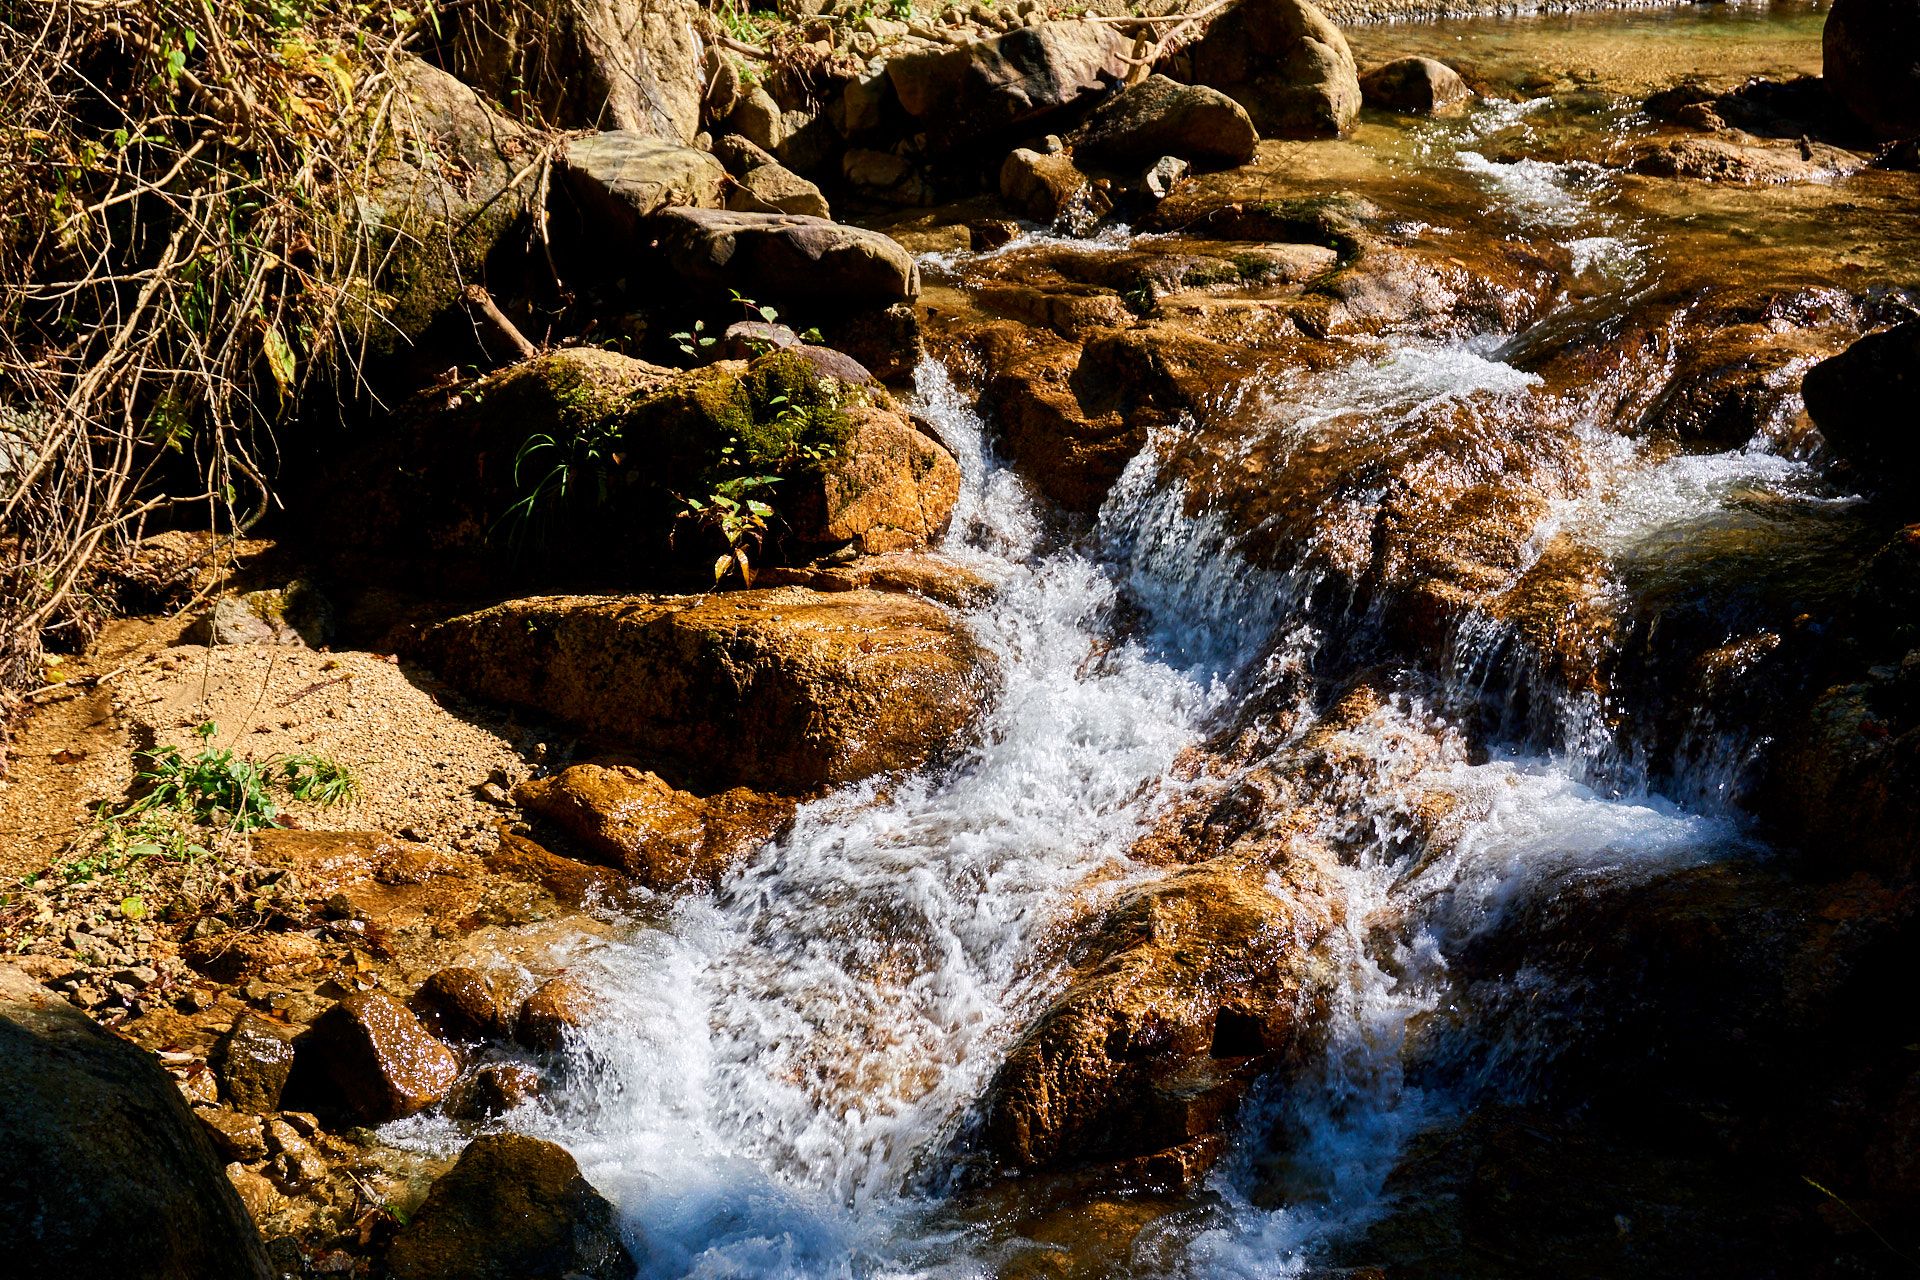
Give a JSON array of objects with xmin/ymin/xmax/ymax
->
[
  {"xmin": 443, "ymin": 0, "xmax": 704, "ymax": 141},
  {"xmin": 417, "ymin": 588, "xmax": 988, "ymax": 793},
  {"xmin": 651, "ymin": 207, "xmax": 921, "ymax": 304},
  {"xmin": 353, "ymin": 57, "xmax": 536, "ymax": 362},
  {"xmin": 1802, "ymin": 319, "xmax": 1920, "ymax": 494},
  {"xmin": 1075, "ymin": 75, "xmax": 1260, "ymax": 169},
  {"xmin": 985, "ymin": 860, "xmax": 1332, "ymax": 1172},
  {"xmin": 886, "ymin": 21, "xmax": 1136, "ymax": 153},
  {"xmin": 1358, "ymin": 56, "xmax": 1472, "ymax": 115},
  {"xmin": 1824, "ymin": 0, "xmax": 1920, "ymax": 140},
  {"xmin": 513, "ymin": 764, "xmax": 794, "ymax": 889},
  {"xmin": 560, "ymin": 132, "xmax": 726, "ymax": 239},
  {"xmin": 1187, "ymin": 0, "xmax": 1361, "ymax": 137},
  {"xmin": 0, "ymin": 966, "xmax": 274, "ymax": 1279},
  {"xmin": 386, "ymin": 1133, "xmax": 636, "ymax": 1280}
]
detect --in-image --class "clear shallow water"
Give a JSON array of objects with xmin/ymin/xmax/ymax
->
[{"xmin": 385, "ymin": 12, "xmax": 1877, "ymax": 1274}]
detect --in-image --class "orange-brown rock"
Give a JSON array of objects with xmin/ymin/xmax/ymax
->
[
  {"xmin": 784, "ymin": 399, "xmax": 962, "ymax": 554},
  {"xmin": 301, "ymin": 992, "xmax": 459, "ymax": 1124},
  {"xmin": 181, "ymin": 931, "xmax": 321, "ymax": 985},
  {"xmin": 249, "ymin": 829, "xmax": 476, "ymax": 894},
  {"xmin": 516, "ymin": 978, "xmax": 597, "ymax": 1053},
  {"xmin": 986, "ymin": 858, "xmax": 1333, "ymax": 1171},
  {"xmin": 447, "ymin": 1063, "xmax": 542, "ymax": 1120},
  {"xmin": 513, "ymin": 764, "xmax": 792, "ymax": 891},
  {"xmin": 485, "ymin": 829, "xmax": 641, "ymax": 910},
  {"xmin": 419, "ymin": 588, "xmax": 988, "ymax": 792},
  {"xmin": 754, "ymin": 550, "xmax": 994, "ymax": 609},
  {"xmin": 411, "ymin": 967, "xmax": 521, "ymax": 1043}
]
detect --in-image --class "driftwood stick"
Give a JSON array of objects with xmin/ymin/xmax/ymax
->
[{"xmin": 461, "ymin": 284, "xmax": 536, "ymax": 360}]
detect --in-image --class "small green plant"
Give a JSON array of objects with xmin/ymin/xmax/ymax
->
[
  {"xmin": 118, "ymin": 722, "xmax": 359, "ymax": 835},
  {"xmin": 673, "ymin": 291, "xmax": 825, "ymax": 361}
]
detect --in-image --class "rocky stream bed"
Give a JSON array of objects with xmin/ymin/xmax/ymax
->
[{"xmin": 3, "ymin": 0, "xmax": 1920, "ymax": 1277}]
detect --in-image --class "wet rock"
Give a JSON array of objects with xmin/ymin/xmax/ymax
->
[
  {"xmin": 516, "ymin": 979, "xmax": 598, "ymax": 1053},
  {"xmin": 886, "ymin": 21, "xmax": 1135, "ymax": 153},
  {"xmin": 986, "ymin": 859, "xmax": 1331, "ymax": 1171},
  {"xmin": 1641, "ymin": 322, "xmax": 1850, "ymax": 448},
  {"xmin": 486, "ymin": 829, "xmax": 642, "ymax": 910},
  {"xmin": 1358, "ymin": 56, "xmax": 1471, "ymax": 115},
  {"xmin": 0, "ymin": 965, "xmax": 274, "ymax": 1278},
  {"xmin": 1188, "ymin": 0, "xmax": 1361, "ymax": 138},
  {"xmin": 1801, "ymin": 319, "xmax": 1920, "ymax": 496},
  {"xmin": 1824, "ymin": 0, "xmax": 1920, "ymax": 140},
  {"xmin": 386, "ymin": 1133, "xmax": 636, "ymax": 1280},
  {"xmin": 448, "ymin": 1063, "xmax": 543, "ymax": 1120},
  {"xmin": 225, "ymin": 1162, "xmax": 285, "ymax": 1221},
  {"xmin": 420, "ymin": 588, "xmax": 987, "ymax": 792},
  {"xmin": 217, "ymin": 1012, "xmax": 298, "ymax": 1113},
  {"xmin": 513, "ymin": 764, "xmax": 793, "ymax": 890},
  {"xmin": 1765, "ymin": 680, "xmax": 1920, "ymax": 878},
  {"xmin": 412, "ymin": 967, "xmax": 519, "ymax": 1043},
  {"xmin": 1076, "ymin": 75, "xmax": 1260, "ymax": 170},
  {"xmin": 727, "ymin": 162, "xmax": 832, "ymax": 219},
  {"xmin": 1622, "ymin": 135, "xmax": 1865, "ymax": 183},
  {"xmin": 444, "ymin": 0, "xmax": 704, "ymax": 141},
  {"xmin": 651, "ymin": 207, "xmax": 920, "ymax": 304},
  {"xmin": 1874, "ymin": 136, "xmax": 1920, "ymax": 169},
  {"xmin": 1000, "ymin": 148, "xmax": 1112, "ymax": 228},
  {"xmin": 198, "ymin": 1109, "xmax": 271, "ymax": 1163},
  {"xmin": 264, "ymin": 1116, "xmax": 329, "ymax": 1189},
  {"xmin": 302, "ymin": 992, "xmax": 460, "ymax": 1125},
  {"xmin": 560, "ymin": 132, "xmax": 726, "ymax": 240}
]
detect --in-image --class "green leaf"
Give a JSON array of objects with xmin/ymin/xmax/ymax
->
[
  {"xmin": 121, "ymin": 896, "xmax": 147, "ymax": 919},
  {"xmin": 262, "ymin": 325, "xmax": 296, "ymax": 397}
]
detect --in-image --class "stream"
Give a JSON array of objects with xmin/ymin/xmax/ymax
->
[{"xmin": 392, "ymin": 4, "xmax": 1917, "ymax": 1275}]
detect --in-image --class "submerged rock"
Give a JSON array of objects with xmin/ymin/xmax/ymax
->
[
  {"xmin": 0, "ymin": 966, "xmax": 274, "ymax": 1279},
  {"xmin": 561, "ymin": 132, "xmax": 726, "ymax": 238},
  {"xmin": 1076, "ymin": 75, "xmax": 1260, "ymax": 169},
  {"xmin": 886, "ymin": 21, "xmax": 1135, "ymax": 152},
  {"xmin": 1188, "ymin": 0, "xmax": 1361, "ymax": 137},
  {"xmin": 419, "ymin": 588, "xmax": 988, "ymax": 793},
  {"xmin": 385, "ymin": 1133, "xmax": 636, "ymax": 1280},
  {"xmin": 652, "ymin": 207, "xmax": 920, "ymax": 304},
  {"xmin": 986, "ymin": 859, "xmax": 1332, "ymax": 1172},
  {"xmin": 513, "ymin": 764, "xmax": 793, "ymax": 890},
  {"xmin": 1824, "ymin": 0, "xmax": 1920, "ymax": 140},
  {"xmin": 1358, "ymin": 56, "xmax": 1472, "ymax": 115},
  {"xmin": 302, "ymin": 992, "xmax": 460, "ymax": 1125}
]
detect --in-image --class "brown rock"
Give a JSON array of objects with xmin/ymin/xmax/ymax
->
[
  {"xmin": 486, "ymin": 829, "xmax": 642, "ymax": 909},
  {"xmin": 412, "ymin": 967, "xmax": 520, "ymax": 1043},
  {"xmin": 651, "ymin": 207, "xmax": 921, "ymax": 304},
  {"xmin": 1188, "ymin": 0, "xmax": 1361, "ymax": 137},
  {"xmin": 516, "ymin": 979, "xmax": 598, "ymax": 1053},
  {"xmin": 999, "ymin": 147, "xmax": 1112, "ymax": 228},
  {"xmin": 264, "ymin": 1117, "xmax": 330, "ymax": 1189},
  {"xmin": 1802, "ymin": 319, "xmax": 1920, "ymax": 496},
  {"xmin": 561, "ymin": 131, "xmax": 728, "ymax": 240},
  {"xmin": 386, "ymin": 1133, "xmax": 636, "ymax": 1280},
  {"xmin": 727, "ymin": 162, "xmax": 832, "ymax": 219},
  {"xmin": 420, "ymin": 589, "xmax": 987, "ymax": 793},
  {"xmin": 303, "ymin": 992, "xmax": 460, "ymax": 1125},
  {"xmin": 216, "ymin": 1013, "xmax": 297, "ymax": 1113},
  {"xmin": 986, "ymin": 858, "xmax": 1332, "ymax": 1171},
  {"xmin": 786, "ymin": 400, "xmax": 964, "ymax": 553},
  {"xmin": 225, "ymin": 1163, "xmax": 285, "ymax": 1221},
  {"xmin": 514, "ymin": 765, "xmax": 792, "ymax": 890},
  {"xmin": 1623, "ymin": 135, "xmax": 1865, "ymax": 183},
  {"xmin": 1076, "ymin": 75, "xmax": 1261, "ymax": 169},
  {"xmin": 1358, "ymin": 56, "xmax": 1472, "ymax": 115},
  {"xmin": 448, "ymin": 1063, "xmax": 543, "ymax": 1119},
  {"xmin": 199, "ymin": 1109, "xmax": 271, "ymax": 1163},
  {"xmin": 182, "ymin": 931, "xmax": 320, "ymax": 985}
]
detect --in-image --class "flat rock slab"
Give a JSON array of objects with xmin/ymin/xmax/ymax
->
[
  {"xmin": 562, "ymin": 131, "xmax": 726, "ymax": 238},
  {"xmin": 417, "ymin": 588, "xmax": 988, "ymax": 793},
  {"xmin": 650, "ymin": 207, "xmax": 920, "ymax": 304}
]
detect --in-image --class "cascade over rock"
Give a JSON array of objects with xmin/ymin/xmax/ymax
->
[{"xmin": 1187, "ymin": 0, "xmax": 1362, "ymax": 137}]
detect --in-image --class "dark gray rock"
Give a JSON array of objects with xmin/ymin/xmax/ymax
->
[
  {"xmin": 650, "ymin": 208, "xmax": 920, "ymax": 304},
  {"xmin": 386, "ymin": 1133, "xmax": 637, "ymax": 1280},
  {"xmin": 1802, "ymin": 319, "xmax": 1920, "ymax": 496},
  {"xmin": 0, "ymin": 966, "xmax": 274, "ymax": 1279},
  {"xmin": 561, "ymin": 132, "xmax": 727, "ymax": 241},
  {"xmin": 712, "ymin": 132, "xmax": 778, "ymax": 176},
  {"xmin": 1140, "ymin": 154, "xmax": 1192, "ymax": 200},
  {"xmin": 1825, "ymin": 0, "xmax": 1920, "ymax": 140},
  {"xmin": 1077, "ymin": 75, "xmax": 1259, "ymax": 169},
  {"xmin": 886, "ymin": 21, "xmax": 1135, "ymax": 153}
]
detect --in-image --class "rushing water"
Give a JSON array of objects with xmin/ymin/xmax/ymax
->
[{"xmin": 379, "ymin": 8, "xmax": 1905, "ymax": 1273}]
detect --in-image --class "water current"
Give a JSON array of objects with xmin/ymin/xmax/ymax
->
[{"xmin": 390, "ymin": 6, "xmax": 1893, "ymax": 1274}]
